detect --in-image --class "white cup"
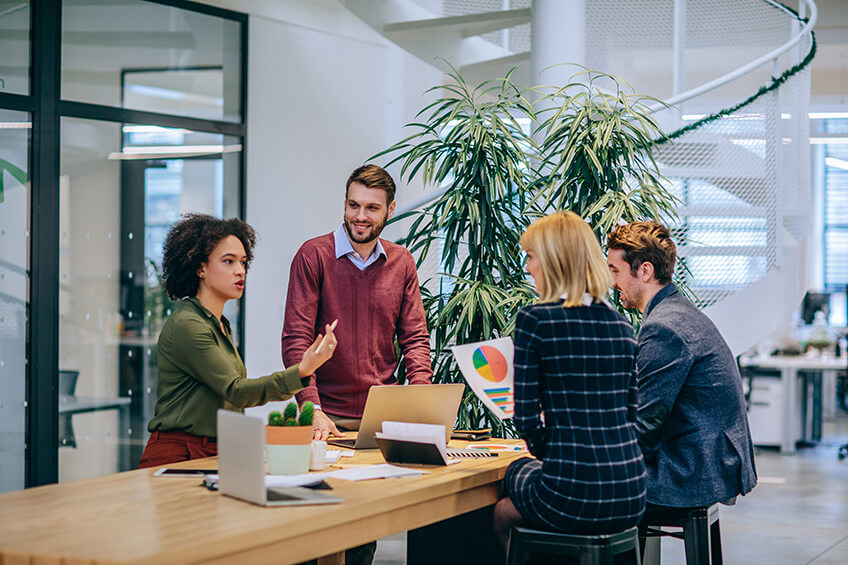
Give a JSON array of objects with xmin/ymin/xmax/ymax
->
[{"xmin": 310, "ymin": 440, "xmax": 328, "ymax": 471}]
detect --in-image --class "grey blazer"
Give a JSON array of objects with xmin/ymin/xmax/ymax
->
[{"xmin": 637, "ymin": 284, "xmax": 757, "ymax": 507}]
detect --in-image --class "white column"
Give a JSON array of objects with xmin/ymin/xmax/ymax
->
[
  {"xmin": 530, "ymin": 0, "xmax": 585, "ymax": 88},
  {"xmin": 672, "ymin": 0, "xmax": 686, "ymax": 127}
]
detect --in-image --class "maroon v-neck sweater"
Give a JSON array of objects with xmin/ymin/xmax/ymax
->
[{"xmin": 282, "ymin": 233, "xmax": 432, "ymax": 417}]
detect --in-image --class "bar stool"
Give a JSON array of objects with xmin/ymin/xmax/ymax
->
[
  {"xmin": 506, "ymin": 525, "xmax": 642, "ymax": 565},
  {"xmin": 639, "ymin": 504, "xmax": 722, "ymax": 565}
]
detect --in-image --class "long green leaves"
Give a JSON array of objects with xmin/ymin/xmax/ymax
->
[
  {"xmin": 534, "ymin": 68, "xmax": 679, "ymax": 236},
  {"xmin": 372, "ymin": 66, "xmax": 681, "ymax": 436}
]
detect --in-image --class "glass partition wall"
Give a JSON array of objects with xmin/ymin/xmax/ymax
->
[
  {"xmin": 0, "ymin": 0, "xmax": 246, "ymax": 491},
  {"xmin": 58, "ymin": 119, "xmax": 241, "ymax": 479},
  {"xmin": 0, "ymin": 109, "xmax": 30, "ymax": 493}
]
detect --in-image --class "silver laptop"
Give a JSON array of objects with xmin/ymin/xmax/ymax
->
[
  {"xmin": 327, "ymin": 383, "xmax": 465, "ymax": 450},
  {"xmin": 216, "ymin": 410, "xmax": 341, "ymax": 506}
]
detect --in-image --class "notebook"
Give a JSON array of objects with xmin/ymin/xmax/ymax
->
[
  {"xmin": 374, "ymin": 421, "xmax": 499, "ymax": 465},
  {"xmin": 216, "ymin": 410, "xmax": 342, "ymax": 506},
  {"xmin": 326, "ymin": 383, "xmax": 465, "ymax": 450}
]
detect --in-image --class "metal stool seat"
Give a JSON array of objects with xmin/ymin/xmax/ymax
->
[
  {"xmin": 507, "ymin": 525, "xmax": 642, "ymax": 565},
  {"xmin": 639, "ymin": 504, "xmax": 722, "ymax": 565}
]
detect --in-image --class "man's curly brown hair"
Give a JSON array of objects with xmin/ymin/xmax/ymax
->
[
  {"xmin": 161, "ymin": 214, "xmax": 257, "ymax": 300},
  {"xmin": 606, "ymin": 221, "xmax": 676, "ymax": 285}
]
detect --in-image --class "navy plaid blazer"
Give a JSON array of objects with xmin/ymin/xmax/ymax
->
[{"xmin": 506, "ymin": 300, "xmax": 647, "ymax": 534}]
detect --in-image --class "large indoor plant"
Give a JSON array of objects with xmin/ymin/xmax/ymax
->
[
  {"xmin": 375, "ymin": 67, "xmax": 679, "ymax": 435},
  {"xmin": 532, "ymin": 69, "xmax": 678, "ymax": 237},
  {"xmin": 374, "ymin": 69, "xmax": 537, "ymax": 436}
]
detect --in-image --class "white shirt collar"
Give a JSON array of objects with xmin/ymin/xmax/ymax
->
[
  {"xmin": 333, "ymin": 224, "xmax": 386, "ymax": 268},
  {"xmin": 560, "ymin": 292, "xmax": 598, "ymax": 306}
]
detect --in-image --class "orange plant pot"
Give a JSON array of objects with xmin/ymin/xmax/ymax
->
[
  {"xmin": 265, "ymin": 425, "xmax": 313, "ymax": 475},
  {"xmin": 266, "ymin": 425, "xmax": 313, "ymax": 445}
]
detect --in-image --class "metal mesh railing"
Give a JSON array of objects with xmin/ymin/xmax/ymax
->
[
  {"xmin": 399, "ymin": 0, "xmax": 814, "ymax": 315},
  {"xmin": 654, "ymin": 29, "xmax": 813, "ymax": 308}
]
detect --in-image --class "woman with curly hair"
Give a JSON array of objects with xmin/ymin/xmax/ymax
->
[
  {"xmin": 138, "ymin": 214, "xmax": 337, "ymax": 468},
  {"xmin": 493, "ymin": 211, "xmax": 646, "ymax": 549}
]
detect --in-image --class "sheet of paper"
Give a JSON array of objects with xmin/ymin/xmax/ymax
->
[
  {"xmin": 327, "ymin": 463, "xmax": 429, "ymax": 481},
  {"xmin": 451, "ymin": 337, "xmax": 515, "ymax": 419},
  {"xmin": 205, "ymin": 473, "xmax": 330, "ymax": 488},
  {"xmin": 209, "ymin": 463, "xmax": 429, "ymax": 488},
  {"xmin": 466, "ymin": 443, "xmax": 527, "ymax": 452}
]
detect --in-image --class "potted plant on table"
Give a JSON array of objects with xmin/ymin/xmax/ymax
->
[{"xmin": 265, "ymin": 401, "xmax": 314, "ymax": 475}]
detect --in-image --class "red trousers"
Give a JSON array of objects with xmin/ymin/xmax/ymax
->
[{"xmin": 138, "ymin": 430, "xmax": 217, "ymax": 469}]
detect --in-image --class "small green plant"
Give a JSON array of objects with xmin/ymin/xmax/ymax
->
[{"xmin": 268, "ymin": 401, "xmax": 314, "ymax": 427}]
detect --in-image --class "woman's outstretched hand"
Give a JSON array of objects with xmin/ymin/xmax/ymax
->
[{"xmin": 298, "ymin": 320, "xmax": 338, "ymax": 377}]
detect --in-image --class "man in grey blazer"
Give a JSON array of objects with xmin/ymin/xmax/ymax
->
[{"xmin": 607, "ymin": 221, "xmax": 757, "ymax": 510}]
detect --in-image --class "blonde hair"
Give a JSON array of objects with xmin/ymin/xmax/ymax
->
[{"xmin": 520, "ymin": 211, "xmax": 612, "ymax": 306}]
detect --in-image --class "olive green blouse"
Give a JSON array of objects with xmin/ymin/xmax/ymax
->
[{"xmin": 147, "ymin": 297, "xmax": 306, "ymax": 438}]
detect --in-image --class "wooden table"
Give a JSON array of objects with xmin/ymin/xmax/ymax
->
[{"xmin": 0, "ymin": 439, "xmax": 528, "ymax": 565}]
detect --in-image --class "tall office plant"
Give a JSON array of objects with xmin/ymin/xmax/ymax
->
[
  {"xmin": 533, "ymin": 69, "xmax": 678, "ymax": 236},
  {"xmin": 533, "ymin": 69, "xmax": 681, "ymax": 322},
  {"xmin": 375, "ymin": 68, "xmax": 680, "ymax": 434},
  {"xmin": 373, "ymin": 69, "xmax": 537, "ymax": 435}
]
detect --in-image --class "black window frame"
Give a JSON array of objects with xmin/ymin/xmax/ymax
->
[{"xmin": 0, "ymin": 0, "xmax": 248, "ymax": 488}]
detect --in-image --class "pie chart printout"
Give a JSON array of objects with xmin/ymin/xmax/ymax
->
[
  {"xmin": 472, "ymin": 346, "xmax": 508, "ymax": 382},
  {"xmin": 452, "ymin": 337, "xmax": 515, "ymax": 420}
]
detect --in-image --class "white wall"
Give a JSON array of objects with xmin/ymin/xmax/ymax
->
[{"xmin": 241, "ymin": 6, "xmax": 442, "ymax": 397}]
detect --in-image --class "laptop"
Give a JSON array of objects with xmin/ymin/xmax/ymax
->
[
  {"xmin": 216, "ymin": 410, "xmax": 341, "ymax": 506},
  {"xmin": 326, "ymin": 383, "xmax": 465, "ymax": 450}
]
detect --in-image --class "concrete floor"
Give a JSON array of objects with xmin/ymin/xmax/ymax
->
[{"xmin": 373, "ymin": 415, "xmax": 848, "ymax": 565}]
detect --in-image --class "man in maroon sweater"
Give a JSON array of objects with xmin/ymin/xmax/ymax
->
[{"xmin": 282, "ymin": 164, "xmax": 433, "ymax": 441}]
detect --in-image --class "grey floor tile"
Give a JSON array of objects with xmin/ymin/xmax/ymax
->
[{"xmin": 810, "ymin": 536, "xmax": 848, "ymax": 564}]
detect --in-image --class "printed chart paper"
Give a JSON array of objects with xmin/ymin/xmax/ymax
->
[{"xmin": 451, "ymin": 337, "xmax": 514, "ymax": 420}]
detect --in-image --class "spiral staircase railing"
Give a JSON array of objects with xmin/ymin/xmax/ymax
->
[{"xmin": 343, "ymin": 0, "xmax": 818, "ymax": 354}]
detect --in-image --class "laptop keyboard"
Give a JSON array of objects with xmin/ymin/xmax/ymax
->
[
  {"xmin": 327, "ymin": 438, "xmax": 357, "ymax": 448},
  {"xmin": 267, "ymin": 489, "xmax": 300, "ymax": 502},
  {"xmin": 446, "ymin": 448, "xmax": 498, "ymax": 458}
]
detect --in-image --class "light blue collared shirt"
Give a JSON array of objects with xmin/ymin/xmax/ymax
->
[{"xmin": 333, "ymin": 224, "xmax": 386, "ymax": 270}]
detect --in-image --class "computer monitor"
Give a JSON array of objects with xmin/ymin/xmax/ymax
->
[{"xmin": 802, "ymin": 291, "xmax": 831, "ymax": 325}]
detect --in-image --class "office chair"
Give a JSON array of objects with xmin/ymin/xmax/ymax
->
[
  {"xmin": 838, "ymin": 348, "xmax": 848, "ymax": 460},
  {"xmin": 839, "ymin": 366, "xmax": 848, "ymax": 460}
]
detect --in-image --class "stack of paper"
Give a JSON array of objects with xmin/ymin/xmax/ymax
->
[{"xmin": 205, "ymin": 463, "xmax": 429, "ymax": 490}]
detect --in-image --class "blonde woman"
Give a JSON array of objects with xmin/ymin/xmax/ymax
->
[{"xmin": 494, "ymin": 211, "xmax": 647, "ymax": 548}]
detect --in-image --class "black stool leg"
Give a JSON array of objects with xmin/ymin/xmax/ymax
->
[
  {"xmin": 710, "ymin": 518, "xmax": 723, "ymax": 565},
  {"xmin": 633, "ymin": 539, "xmax": 644, "ymax": 565},
  {"xmin": 683, "ymin": 511, "xmax": 710, "ymax": 565},
  {"xmin": 579, "ymin": 545, "xmax": 612, "ymax": 565},
  {"xmin": 505, "ymin": 535, "xmax": 525, "ymax": 565}
]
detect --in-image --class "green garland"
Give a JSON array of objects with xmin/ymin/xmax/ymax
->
[
  {"xmin": 654, "ymin": 4, "xmax": 816, "ymax": 146},
  {"xmin": 0, "ymin": 157, "xmax": 27, "ymax": 204}
]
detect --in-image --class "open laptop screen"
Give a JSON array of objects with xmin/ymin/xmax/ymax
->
[{"xmin": 327, "ymin": 383, "xmax": 464, "ymax": 449}]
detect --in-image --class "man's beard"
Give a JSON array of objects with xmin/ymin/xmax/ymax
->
[
  {"xmin": 344, "ymin": 214, "xmax": 388, "ymax": 244},
  {"xmin": 618, "ymin": 288, "xmax": 640, "ymax": 310}
]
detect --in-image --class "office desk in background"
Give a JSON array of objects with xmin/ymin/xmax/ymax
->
[
  {"xmin": 740, "ymin": 353, "xmax": 846, "ymax": 454},
  {"xmin": 58, "ymin": 394, "xmax": 131, "ymax": 448},
  {"xmin": 0, "ymin": 439, "xmax": 528, "ymax": 565}
]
